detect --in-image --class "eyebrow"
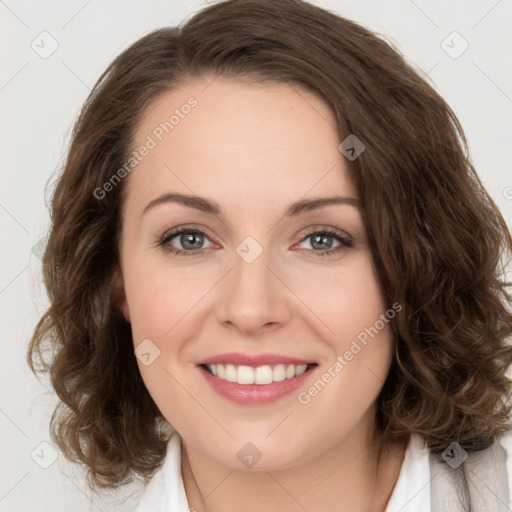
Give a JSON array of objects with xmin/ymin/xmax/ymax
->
[{"xmin": 142, "ymin": 193, "xmax": 363, "ymax": 218}]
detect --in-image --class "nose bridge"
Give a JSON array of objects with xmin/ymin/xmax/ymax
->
[{"xmin": 216, "ymin": 234, "xmax": 290, "ymax": 333}]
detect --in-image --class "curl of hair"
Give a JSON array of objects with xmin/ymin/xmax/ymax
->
[{"xmin": 28, "ymin": 0, "xmax": 512, "ymax": 490}]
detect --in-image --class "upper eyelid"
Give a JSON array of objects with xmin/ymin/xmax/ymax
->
[
  {"xmin": 160, "ymin": 225, "xmax": 217, "ymax": 243},
  {"xmin": 300, "ymin": 225, "xmax": 351, "ymax": 240}
]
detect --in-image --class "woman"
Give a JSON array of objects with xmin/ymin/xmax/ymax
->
[{"xmin": 28, "ymin": 0, "xmax": 512, "ymax": 510}]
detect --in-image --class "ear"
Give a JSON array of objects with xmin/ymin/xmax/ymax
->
[{"xmin": 111, "ymin": 267, "xmax": 131, "ymax": 323}]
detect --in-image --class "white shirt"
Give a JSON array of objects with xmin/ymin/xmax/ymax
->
[{"xmin": 134, "ymin": 431, "xmax": 512, "ymax": 512}]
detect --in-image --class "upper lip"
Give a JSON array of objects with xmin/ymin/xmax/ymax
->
[{"xmin": 196, "ymin": 352, "xmax": 317, "ymax": 367}]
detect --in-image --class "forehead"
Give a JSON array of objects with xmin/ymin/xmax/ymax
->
[{"xmin": 126, "ymin": 78, "xmax": 358, "ymax": 215}]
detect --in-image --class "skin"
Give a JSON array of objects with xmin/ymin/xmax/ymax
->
[{"xmin": 115, "ymin": 77, "xmax": 406, "ymax": 512}]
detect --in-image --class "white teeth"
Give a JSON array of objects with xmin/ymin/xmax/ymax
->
[
  {"xmin": 205, "ymin": 363, "xmax": 311, "ymax": 385},
  {"xmin": 255, "ymin": 365, "xmax": 273, "ymax": 385},
  {"xmin": 237, "ymin": 365, "xmax": 255, "ymax": 384},
  {"xmin": 225, "ymin": 364, "xmax": 237, "ymax": 383},
  {"xmin": 295, "ymin": 364, "xmax": 308, "ymax": 376},
  {"xmin": 272, "ymin": 364, "xmax": 286, "ymax": 382}
]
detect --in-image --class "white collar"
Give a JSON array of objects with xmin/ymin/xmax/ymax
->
[
  {"xmin": 134, "ymin": 432, "xmax": 189, "ymax": 512},
  {"xmin": 384, "ymin": 433, "xmax": 431, "ymax": 511}
]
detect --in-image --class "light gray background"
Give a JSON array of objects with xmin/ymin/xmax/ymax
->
[{"xmin": 1, "ymin": 1, "xmax": 511, "ymax": 511}]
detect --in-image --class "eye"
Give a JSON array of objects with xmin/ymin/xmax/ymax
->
[
  {"xmin": 157, "ymin": 225, "xmax": 353, "ymax": 258},
  {"xmin": 294, "ymin": 227, "xmax": 353, "ymax": 257},
  {"xmin": 157, "ymin": 227, "xmax": 215, "ymax": 256}
]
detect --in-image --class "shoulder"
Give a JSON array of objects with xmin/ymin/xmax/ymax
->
[
  {"xmin": 428, "ymin": 433, "xmax": 511, "ymax": 511},
  {"xmin": 499, "ymin": 430, "xmax": 512, "ymax": 510},
  {"xmin": 386, "ymin": 431, "xmax": 512, "ymax": 512}
]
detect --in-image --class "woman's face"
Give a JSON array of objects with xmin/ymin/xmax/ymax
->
[{"xmin": 117, "ymin": 77, "xmax": 396, "ymax": 470}]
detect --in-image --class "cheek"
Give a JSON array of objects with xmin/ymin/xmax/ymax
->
[
  {"xmin": 297, "ymin": 254, "xmax": 394, "ymax": 389},
  {"xmin": 122, "ymin": 255, "xmax": 217, "ymax": 405},
  {"xmin": 123, "ymin": 255, "xmax": 211, "ymax": 341},
  {"xmin": 292, "ymin": 253, "xmax": 389, "ymax": 346},
  {"xmin": 334, "ymin": 273, "xmax": 390, "ymax": 349}
]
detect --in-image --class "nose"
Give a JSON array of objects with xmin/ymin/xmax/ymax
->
[{"xmin": 216, "ymin": 245, "xmax": 292, "ymax": 336}]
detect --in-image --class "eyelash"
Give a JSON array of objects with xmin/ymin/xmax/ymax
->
[{"xmin": 156, "ymin": 225, "xmax": 353, "ymax": 258}]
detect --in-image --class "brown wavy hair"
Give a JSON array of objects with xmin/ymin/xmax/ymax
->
[{"xmin": 28, "ymin": 0, "xmax": 512, "ymax": 492}]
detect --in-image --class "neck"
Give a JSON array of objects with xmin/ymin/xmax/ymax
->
[{"xmin": 180, "ymin": 420, "xmax": 407, "ymax": 512}]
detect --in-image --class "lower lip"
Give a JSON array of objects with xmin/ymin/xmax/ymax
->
[{"xmin": 197, "ymin": 365, "xmax": 317, "ymax": 405}]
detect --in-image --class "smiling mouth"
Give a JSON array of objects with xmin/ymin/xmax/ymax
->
[{"xmin": 200, "ymin": 363, "xmax": 317, "ymax": 385}]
